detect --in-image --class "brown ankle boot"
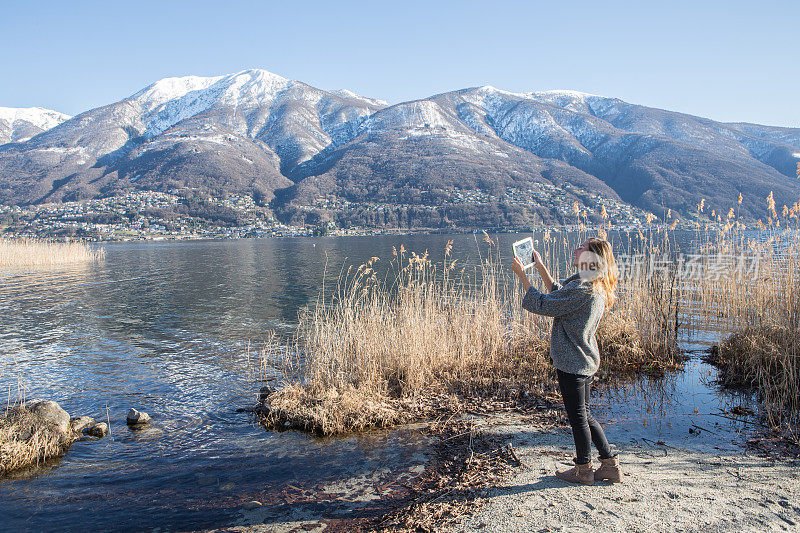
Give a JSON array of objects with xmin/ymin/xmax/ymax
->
[
  {"xmin": 555, "ymin": 460, "xmax": 594, "ymax": 485},
  {"xmin": 594, "ymin": 455, "xmax": 622, "ymax": 483}
]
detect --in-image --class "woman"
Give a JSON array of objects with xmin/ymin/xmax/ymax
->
[{"xmin": 511, "ymin": 237, "xmax": 622, "ymax": 485}]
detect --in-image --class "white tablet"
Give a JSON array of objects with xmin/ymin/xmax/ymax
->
[{"xmin": 512, "ymin": 237, "xmax": 535, "ymax": 269}]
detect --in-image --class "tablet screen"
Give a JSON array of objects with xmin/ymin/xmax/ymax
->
[{"xmin": 512, "ymin": 237, "xmax": 535, "ymax": 269}]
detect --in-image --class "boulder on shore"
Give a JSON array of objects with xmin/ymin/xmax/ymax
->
[
  {"xmin": 86, "ymin": 422, "xmax": 108, "ymax": 438},
  {"xmin": 126, "ymin": 408, "xmax": 151, "ymax": 425},
  {"xmin": 70, "ymin": 416, "xmax": 95, "ymax": 435},
  {"xmin": 1, "ymin": 400, "xmax": 74, "ymax": 476},
  {"xmin": 25, "ymin": 400, "xmax": 70, "ymax": 435},
  {"xmin": 1, "ymin": 400, "xmax": 113, "ymax": 476}
]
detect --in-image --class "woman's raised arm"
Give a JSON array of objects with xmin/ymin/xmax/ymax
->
[{"xmin": 533, "ymin": 249, "xmax": 556, "ymax": 292}]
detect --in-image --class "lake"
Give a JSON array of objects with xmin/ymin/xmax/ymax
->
[{"xmin": 0, "ymin": 233, "xmax": 755, "ymax": 532}]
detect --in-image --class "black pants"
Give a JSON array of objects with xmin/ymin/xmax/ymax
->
[{"xmin": 556, "ymin": 369, "xmax": 613, "ymax": 464}]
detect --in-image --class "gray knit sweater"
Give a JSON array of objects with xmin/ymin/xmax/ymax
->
[{"xmin": 522, "ymin": 273, "xmax": 605, "ymax": 376}]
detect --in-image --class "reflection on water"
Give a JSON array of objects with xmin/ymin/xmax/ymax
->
[
  {"xmin": 0, "ymin": 237, "xmax": 445, "ymax": 532},
  {"xmin": 0, "ymin": 233, "xmax": 758, "ymax": 532},
  {"xmin": 594, "ymin": 353, "xmax": 755, "ymax": 454}
]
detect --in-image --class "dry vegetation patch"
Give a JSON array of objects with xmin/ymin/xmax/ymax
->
[
  {"xmin": 716, "ymin": 325, "xmax": 800, "ymax": 426},
  {"xmin": 0, "ymin": 407, "xmax": 76, "ymax": 476},
  {"xmin": 0, "ymin": 237, "xmax": 104, "ymax": 266},
  {"xmin": 257, "ymin": 238, "xmax": 683, "ymax": 436},
  {"xmin": 259, "ymin": 384, "xmax": 411, "ymax": 435},
  {"xmin": 697, "ymin": 227, "xmax": 800, "ymax": 437}
]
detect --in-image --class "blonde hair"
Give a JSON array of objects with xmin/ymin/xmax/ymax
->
[{"xmin": 581, "ymin": 237, "xmax": 617, "ymax": 309}]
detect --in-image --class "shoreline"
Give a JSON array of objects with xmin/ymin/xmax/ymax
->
[
  {"xmin": 222, "ymin": 411, "xmax": 800, "ymax": 533},
  {"xmin": 1, "ymin": 221, "xmax": 770, "ymax": 245}
]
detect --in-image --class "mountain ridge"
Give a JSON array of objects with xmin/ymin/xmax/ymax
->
[{"xmin": 1, "ymin": 69, "xmax": 798, "ymax": 227}]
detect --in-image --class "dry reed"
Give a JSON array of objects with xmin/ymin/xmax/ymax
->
[
  {"xmin": 259, "ymin": 207, "xmax": 800, "ymax": 436},
  {"xmin": 696, "ymin": 224, "xmax": 800, "ymax": 431},
  {"xmin": 260, "ymin": 237, "xmax": 680, "ymax": 435},
  {"xmin": 0, "ymin": 237, "xmax": 104, "ymax": 267},
  {"xmin": 717, "ymin": 326, "xmax": 799, "ymax": 421}
]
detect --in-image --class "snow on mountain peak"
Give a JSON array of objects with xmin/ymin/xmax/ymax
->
[
  {"xmin": 131, "ymin": 70, "xmax": 290, "ymax": 108},
  {"xmin": 0, "ymin": 106, "xmax": 71, "ymax": 128},
  {"xmin": 466, "ymin": 86, "xmax": 607, "ymax": 107},
  {"xmin": 132, "ymin": 69, "xmax": 392, "ymax": 141},
  {"xmin": 217, "ymin": 69, "xmax": 292, "ymax": 104},
  {"xmin": 130, "ymin": 75, "xmax": 224, "ymax": 108},
  {"xmin": 0, "ymin": 106, "xmax": 72, "ymax": 144},
  {"xmin": 330, "ymin": 89, "xmax": 388, "ymax": 107},
  {"xmin": 362, "ymin": 100, "xmax": 453, "ymax": 132},
  {"xmin": 474, "ymin": 85, "xmax": 530, "ymax": 99},
  {"xmin": 135, "ymin": 70, "xmax": 294, "ymax": 138},
  {"xmin": 530, "ymin": 89, "xmax": 600, "ymax": 99},
  {"xmin": 232, "ymin": 68, "xmax": 289, "ymax": 82},
  {"xmin": 525, "ymin": 90, "xmax": 608, "ymax": 115}
]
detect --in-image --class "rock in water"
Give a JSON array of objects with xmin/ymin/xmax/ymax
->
[
  {"xmin": 70, "ymin": 416, "xmax": 95, "ymax": 434},
  {"xmin": 196, "ymin": 473, "xmax": 216, "ymax": 486},
  {"xmin": 25, "ymin": 400, "xmax": 70, "ymax": 434},
  {"xmin": 86, "ymin": 422, "xmax": 108, "ymax": 438},
  {"xmin": 1, "ymin": 401, "xmax": 76, "ymax": 474},
  {"xmin": 259, "ymin": 386, "xmax": 275, "ymax": 403},
  {"xmin": 242, "ymin": 501, "xmax": 262, "ymax": 510},
  {"xmin": 129, "ymin": 426, "xmax": 163, "ymax": 441},
  {"xmin": 126, "ymin": 408, "xmax": 151, "ymax": 425}
]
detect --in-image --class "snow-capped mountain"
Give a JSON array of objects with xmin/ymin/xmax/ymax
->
[
  {"xmin": 0, "ymin": 69, "xmax": 385, "ymax": 205},
  {"xmin": 0, "ymin": 69, "xmax": 798, "ymax": 225},
  {"xmin": 0, "ymin": 107, "xmax": 71, "ymax": 144},
  {"xmin": 283, "ymin": 85, "xmax": 800, "ymax": 222}
]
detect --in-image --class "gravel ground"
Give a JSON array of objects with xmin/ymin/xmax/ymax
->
[
  {"xmin": 452, "ymin": 415, "xmax": 800, "ymax": 533},
  {"xmin": 217, "ymin": 412, "xmax": 800, "ymax": 533}
]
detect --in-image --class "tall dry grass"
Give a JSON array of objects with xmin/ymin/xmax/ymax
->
[
  {"xmin": 695, "ymin": 224, "xmax": 800, "ymax": 430},
  {"xmin": 598, "ymin": 229, "xmax": 684, "ymax": 375},
  {"xmin": 259, "ymin": 202, "xmax": 800, "ymax": 436},
  {"xmin": 0, "ymin": 237, "xmax": 104, "ymax": 267},
  {"xmin": 261, "ymin": 235, "xmax": 683, "ymax": 435}
]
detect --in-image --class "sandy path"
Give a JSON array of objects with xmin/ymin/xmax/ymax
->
[{"xmin": 452, "ymin": 415, "xmax": 800, "ymax": 533}]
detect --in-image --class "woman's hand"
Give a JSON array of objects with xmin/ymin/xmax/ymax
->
[
  {"xmin": 511, "ymin": 258, "xmax": 532, "ymax": 290},
  {"xmin": 532, "ymin": 248, "xmax": 544, "ymax": 268},
  {"xmin": 511, "ymin": 257, "xmax": 525, "ymax": 277}
]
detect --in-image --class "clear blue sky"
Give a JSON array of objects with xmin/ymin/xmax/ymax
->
[{"xmin": 2, "ymin": 0, "xmax": 798, "ymax": 126}]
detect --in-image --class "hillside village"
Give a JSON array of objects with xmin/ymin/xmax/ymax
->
[{"xmin": 0, "ymin": 181, "xmax": 688, "ymax": 242}]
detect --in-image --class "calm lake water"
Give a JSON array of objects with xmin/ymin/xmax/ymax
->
[{"xmin": 0, "ymin": 233, "xmax": 755, "ymax": 532}]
